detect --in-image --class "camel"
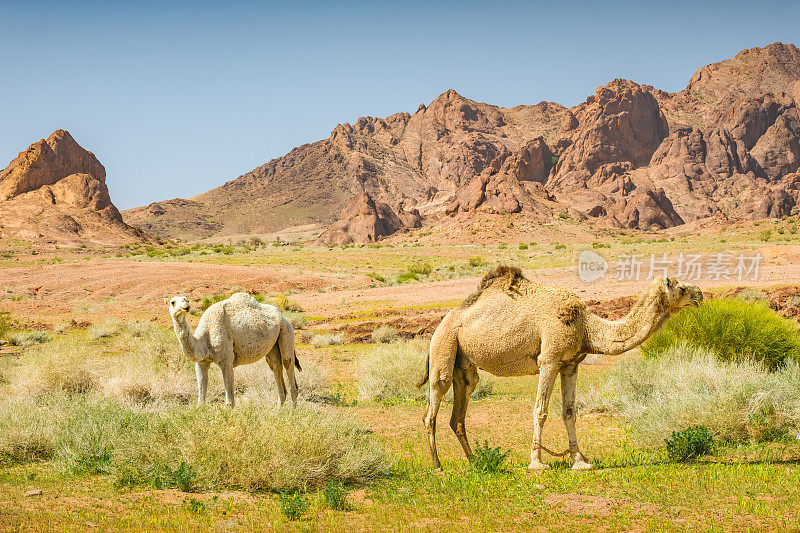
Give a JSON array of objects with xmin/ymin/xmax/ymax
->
[
  {"xmin": 166, "ymin": 292, "xmax": 301, "ymax": 407},
  {"xmin": 419, "ymin": 266, "xmax": 703, "ymax": 471}
]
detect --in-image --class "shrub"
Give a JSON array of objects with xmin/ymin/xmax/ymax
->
[
  {"xmin": 554, "ymin": 244, "xmax": 566, "ymax": 250},
  {"xmin": 12, "ymin": 340, "xmax": 96, "ymax": 397},
  {"xmin": 283, "ymin": 311, "xmax": 307, "ymax": 330},
  {"xmin": 759, "ymin": 229, "xmax": 772, "ymax": 242},
  {"xmin": 665, "ymin": 426, "xmax": 714, "ymax": 462},
  {"xmin": 370, "ymin": 325, "xmax": 398, "ymax": 344},
  {"xmin": 271, "ymin": 294, "xmax": 303, "ymax": 312},
  {"xmin": 642, "ymin": 298, "xmax": 800, "ymax": 371},
  {"xmin": 88, "ymin": 319, "xmax": 123, "ymax": 340},
  {"xmin": 407, "ymin": 262, "xmax": 432, "ymax": 276},
  {"xmin": 323, "ymin": 479, "xmax": 350, "ymax": 510},
  {"xmin": 581, "ymin": 342, "xmax": 800, "ymax": 445},
  {"xmin": 9, "ymin": 331, "xmax": 52, "ymax": 347},
  {"xmin": 149, "ymin": 461, "xmax": 197, "ymax": 491},
  {"xmin": 736, "ymin": 289, "xmax": 768, "ymax": 303},
  {"xmin": 356, "ymin": 339, "xmax": 492, "ymax": 403},
  {"xmin": 518, "ymin": 243, "xmax": 528, "ymax": 250},
  {"xmin": 468, "ymin": 256, "xmax": 486, "ymax": 268},
  {"xmin": 311, "ymin": 332, "xmax": 345, "ymax": 347},
  {"xmin": 396, "ymin": 272, "xmax": 419, "ymax": 283},
  {"xmin": 279, "ymin": 491, "xmax": 309, "ymax": 521},
  {"xmin": 472, "ymin": 440, "xmax": 511, "ymax": 473}
]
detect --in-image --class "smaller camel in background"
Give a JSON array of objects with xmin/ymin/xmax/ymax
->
[
  {"xmin": 419, "ymin": 266, "xmax": 703, "ymax": 471},
  {"xmin": 166, "ymin": 292, "xmax": 301, "ymax": 407}
]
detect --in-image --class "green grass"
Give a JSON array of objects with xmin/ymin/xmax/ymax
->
[{"xmin": 642, "ymin": 298, "xmax": 800, "ymax": 370}]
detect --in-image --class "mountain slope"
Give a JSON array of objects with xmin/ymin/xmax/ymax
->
[{"xmin": 124, "ymin": 42, "xmax": 800, "ymax": 241}]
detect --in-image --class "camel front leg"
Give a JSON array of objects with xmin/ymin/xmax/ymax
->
[
  {"xmin": 195, "ymin": 361, "xmax": 210, "ymax": 405},
  {"xmin": 561, "ymin": 364, "xmax": 593, "ymax": 470},
  {"xmin": 220, "ymin": 360, "xmax": 235, "ymax": 407},
  {"xmin": 529, "ymin": 362, "xmax": 559, "ymax": 471}
]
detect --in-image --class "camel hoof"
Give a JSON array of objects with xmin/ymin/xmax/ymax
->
[
  {"xmin": 528, "ymin": 462, "xmax": 550, "ymax": 472},
  {"xmin": 572, "ymin": 461, "xmax": 594, "ymax": 470}
]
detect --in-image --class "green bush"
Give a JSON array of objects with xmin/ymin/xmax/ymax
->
[
  {"xmin": 642, "ymin": 298, "xmax": 800, "ymax": 371},
  {"xmin": 396, "ymin": 272, "xmax": 419, "ymax": 283},
  {"xmin": 407, "ymin": 262, "xmax": 432, "ymax": 276},
  {"xmin": 279, "ymin": 491, "xmax": 309, "ymax": 521},
  {"xmin": 665, "ymin": 426, "xmax": 714, "ymax": 462},
  {"xmin": 472, "ymin": 440, "xmax": 510, "ymax": 473},
  {"xmin": 518, "ymin": 243, "xmax": 528, "ymax": 250},
  {"xmin": 323, "ymin": 479, "xmax": 350, "ymax": 510}
]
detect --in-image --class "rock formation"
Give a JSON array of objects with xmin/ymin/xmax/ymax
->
[
  {"xmin": 316, "ymin": 191, "xmax": 419, "ymax": 245},
  {"xmin": 123, "ymin": 42, "xmax": 800, "ymax": 240},
  {"xmin": 0, "ymin": 130, "xmax": 144, "ymax": 245}
]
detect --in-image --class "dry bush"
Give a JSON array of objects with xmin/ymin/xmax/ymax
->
[
  {"xmin": 356, "ymin": 338, "xmax": 493, "ymax": 403},
  {"xmin": 88, "ymin": 319, "xmax": 123, "ymax": 340},
  {"xmin": 370, "ymin": 325, "xmax": 398, "ymax": 344},
  {"xmin": 581, "ymin": 342, "xmax": 800, "ymax": 446},
  {"xmin": 11, "ymin": 339, "xmax": 97, "ymax": 397},
  {"xmin": 311, "ymin": 332, "xmax": 345, "ymax": 347},
  {"xmin": 9, "ymin": 331, "xmax": 52, "ymax": 347},
  {"xmin": 52, "ymin": 322, "xmax": 70, "ymax": 334},
  {"xmin": 283, "ymin": 311, "xmax": 307, "ymax": 330}
]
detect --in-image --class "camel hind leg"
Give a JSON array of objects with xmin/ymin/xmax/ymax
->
[
  {"xmin": 423, "ymin": 315, "xmax": 459, "ymax": 470},
  {"xmin": 266, "ymin": 344, "xmax": 287, "ymax": 407},
  {"xmin": 278, "ymin": 319, "xmax": 299, "ymax": 406},
  {"xmin": 450, "ymin": 360, "xmax": 479, "ymax": 461}
]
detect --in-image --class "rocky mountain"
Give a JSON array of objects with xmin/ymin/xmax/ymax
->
[
  {"xmin": 124, "ymin": 42, "xmax": 800, "ymax": 241},
  {"xmin": 0, "ymin": 130, "xmax": 144, "ymax": 245}
]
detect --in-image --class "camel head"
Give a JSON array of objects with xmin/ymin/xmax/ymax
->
[
  {"xmin": 165, "ymin": 295, "xmax": 191, "ymax": 320},
  {"xmin": 660, "ymin": 277, "xmax": 703, "ymax": 314}
]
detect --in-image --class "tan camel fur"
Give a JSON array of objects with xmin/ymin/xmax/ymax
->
[
  {"xmin": 166, "ymin": 292, "xmax": 301, "ymax": 407},
  {"xmin": 419, "ymin": 266, "xmax": 703, "ymax": 471}
]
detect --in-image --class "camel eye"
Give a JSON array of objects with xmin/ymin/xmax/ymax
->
[{"xmin": 170, "ymin": 301, "xmax": 174, "ymax": 306}]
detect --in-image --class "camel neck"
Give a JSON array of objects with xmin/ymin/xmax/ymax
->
[
  {"xmin": 173, "ymin": 316, "xmax": 204, "ymax": 362},
  {"xmin": 586, "ymin": 282, "xmax": 671, "ymax": 355}
]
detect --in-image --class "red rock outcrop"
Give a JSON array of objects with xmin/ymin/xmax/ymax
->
[
  {"xmin": 317, "ymin": 191, "xmax": 416, "ymax": 245},
  {"xmin": 0, "ymin": 131, "xmax": 144, "ymax": 245},
  {"xmin": 123, "ymin": 42, "xmax": 800, "ymax": 239}
]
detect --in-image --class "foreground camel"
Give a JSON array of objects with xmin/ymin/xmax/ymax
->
[
  {"xmin": 166, "ymin": 292, "xmax": 301, "ymax": 407},
  {"xmin": 419, "ymin": 266, "xmax": 703, "ymax": 471}
]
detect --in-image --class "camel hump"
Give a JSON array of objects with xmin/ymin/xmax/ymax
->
[
  {"xmin": 461, "ymin": 265, "xmax": 528, "ymax": 308},
  {"xmin": 226, "ymin": 292, "xmax": 260, "ymax": 307}
]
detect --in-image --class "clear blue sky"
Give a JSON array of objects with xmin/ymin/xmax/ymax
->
[{"xmin": 1, "ymin": 0, "xmax": 798, "ymax": 210}]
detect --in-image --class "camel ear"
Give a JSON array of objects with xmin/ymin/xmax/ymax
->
[{"xmin": 163, "ymin": 297, "xmax": 169, "ymax": 305}]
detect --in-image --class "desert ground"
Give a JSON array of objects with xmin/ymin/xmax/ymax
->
[{"xmin": 2, "ymin": 220, "xmax": 800, "ymax": 531}]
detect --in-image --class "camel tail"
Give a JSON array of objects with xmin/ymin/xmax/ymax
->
[
  {"xmin": 416, "ymin": 356, "xmax": 429, "ymax": 388},
  {"xmin": 294, "ymin": 351, "xmax": 302, "ymax": 371}
]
